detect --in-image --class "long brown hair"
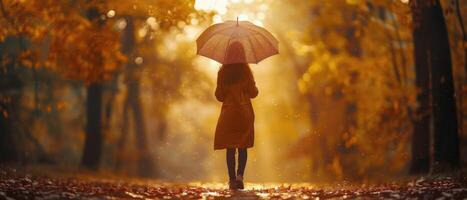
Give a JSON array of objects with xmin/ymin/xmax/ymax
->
[
  {"xmin": 219, "ymin": 63, "xmax": 253, "ymax": 85},
  {"xmin": 219, "ymin": 41, "xmax": 254, "ymax": 85}
]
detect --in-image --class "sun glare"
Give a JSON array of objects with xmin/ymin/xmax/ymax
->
[
  {"xmin": 195, "ymin": 0, "xmax": 228, "ymax": 14},
  {"xmin": 238, "ymin": 13, "xmax": 249, "ymax": 21},
  {"xmin": 195, "ymin": 0, "xmax": 266, "ymax": 26}
]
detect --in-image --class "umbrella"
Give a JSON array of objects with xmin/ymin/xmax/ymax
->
[{"xmin": 196, "ymin": 19, "xmax": 279, "ymax": 64}]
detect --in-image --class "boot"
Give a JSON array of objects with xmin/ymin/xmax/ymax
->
[
  {"xmin": 229, "ymin": 179, "xmax": 238, "ymax": 190},
  {"xmin": 236, "ymin": 175, "xmax": 244, "ymax": 189}
]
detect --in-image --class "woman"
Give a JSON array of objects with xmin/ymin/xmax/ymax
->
[{"xmin": 214, "ymin": 41, "xmax": 258, "ymax": 190}]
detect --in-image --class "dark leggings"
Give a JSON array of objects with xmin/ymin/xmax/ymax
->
[{"xmin": 226, "ymin": 148, "xmax": 247, "ymax": 180}]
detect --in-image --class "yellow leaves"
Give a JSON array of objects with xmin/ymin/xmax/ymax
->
[
  {"xmin": 296, "ymin": 44, "xmax": 315, "ymax": 56},
  {"xmin": 345, "ymin": 0, "xmax": 363, "ymax": 5},
  {"xmin": 302, "ymin": 73, "xmax": 311, "ymax": 82},
  {"xmin": 324, "ymin": 86, "xmax": 333, "ymax": 96},
  {"xmin": 297, "ymin": 79, "xmax": 307, "ymax": 94},
  {"xmin": 46, "ymin": 21, "xmax": 127, "ymax": 83},
  {"xmin": 0, "ymin": 0, "xmax": 137, "ymax": 84},
  {"xmin": 1, "ymin": 0, "xmax": 200, "ymax": 85},
  {"xmin": 308, "ymin": 62, "xmax": 322, "ymax": 74},
  {"xmin": 294, "ymin": 0, "xmax": 416, "ymax": 179},
  {"xmin": 328, "ymin": 60, "xmax": 337, "ymax": 72},
  {"xmin": 1, "ymin": 0, "xmax": 51, "ymax": 40},
  {"xmin": 106, "ymin": 0, "xmax": 197, "ymax": 30},
  {"xmin": 326, "ymin": 32, "xmax": 346, "ymax": 51}
]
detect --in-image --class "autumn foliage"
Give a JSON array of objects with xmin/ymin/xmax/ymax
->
[{"xmin": 0, "ymin": 0, "xmax": 466, "ymax": 185}]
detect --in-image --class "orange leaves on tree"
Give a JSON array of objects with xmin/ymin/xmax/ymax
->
[
  {"xmin": 1, "ymin": 0, "xmax": 127, "ymax": 84},
  {"xmin": 48, "ymin": 23, "xmax": 127, "ymax": 84},
  {"xmin": 291, "ymin": 0, "xmax": 415, "ymax": 180}
]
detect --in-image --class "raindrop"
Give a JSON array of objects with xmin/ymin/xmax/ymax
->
[
  {"xmin": 135, "ymin": 57, "xmax": 143, "ymax": 65},
  {"xmin": 106, "ymin": 10, "xmax": 116, "ymax": 18},
  {"xmin": 116, "ymin": 18, "xmax": 127, "ymax": 30},
  {"xmin": 146, "ymin": 16, "xmax": 156, "ymax": 25}
]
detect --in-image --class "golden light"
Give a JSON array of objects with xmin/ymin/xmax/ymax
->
[
  {"xmin": 253, "ymin": 20, "xmax": 264, "ymax": 27},
  {"xmin": 259, "ymin": 3, "xmax": 268, "ymax": 11},
  {"xmin": 184, "ymin": 26, "xmax": 201, "ymax": 40},
  {"xmin": 195, "ymin": 0, "xmax": 267, "ymax": 27},
  {"xmin": 257, "ymin": 12, "xmax": 265, "ymax": 20},
  {"xmin": 146, "ymin": 17, "xmax": 158, "ymax": 30},
  {"xmin": 190, "ymin": 18, "xmax": 199, "ymax": 25},
  {"xmin": 238, "ymin": 13, "xmax": 249, "ymax": 21},
  {"xmin": 213, "ymin": 15, "xmax": 223, "ymax": 23},
  {"xmin": 194, "ymin": 0, "xmax": 229, "ymax": 14},
  {"xmin": 138, "ymin": 27, "xmax": 147, "ymax": 38}
]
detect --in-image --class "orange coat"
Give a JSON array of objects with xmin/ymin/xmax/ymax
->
[{"xmin": 214, "ymin": 70, "xmax": 258, "ymax": 150}]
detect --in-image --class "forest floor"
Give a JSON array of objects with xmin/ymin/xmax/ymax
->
[{"xmin": 0, "ymin": 166, "xmax": 467, "ymax": 199}]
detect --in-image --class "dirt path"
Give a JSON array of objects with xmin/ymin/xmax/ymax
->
[{"xmin": 1, "ymin": 168, "xmax": 466, "ymax": 199}]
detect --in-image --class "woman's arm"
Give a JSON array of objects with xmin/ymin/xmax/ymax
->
[
  {"xmin": 215, "ymin": 70, "xmax": 225, "ymax": 102},
  {"xmin": 247, "ymin": 73, "xmax": 258, "ymax": 98}
]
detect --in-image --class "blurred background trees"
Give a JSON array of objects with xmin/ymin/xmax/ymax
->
[
  {"xmin": 0, "ymin": 0, "xmax": 465, "ymax": 182},
  {"xmin": 285, "ymin": 0, "xmax": 415, "ymax": 181},
  {"xmin": 410, "ymin": 0, "xmax": 460, "ymax": 174}
]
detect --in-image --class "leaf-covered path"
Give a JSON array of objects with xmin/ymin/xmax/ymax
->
[{"xmin": 1, "ymin": 168, "xmax": 467, "ymax": 199}]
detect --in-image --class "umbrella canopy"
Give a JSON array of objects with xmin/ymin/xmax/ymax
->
[{"xmin": 196, "ymin": 20, "xmax": 279, "ymax": 64}]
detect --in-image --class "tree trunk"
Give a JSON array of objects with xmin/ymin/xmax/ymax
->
[
  {"xmin": 454, "ymin": 0, "xmax": 466, "ymax": 150},
  {"xmin": 0, "ymin": 37, "xmax": 24, "ymax": 162},
  {"xmin": 429, "ymin": 0, "xmax": 460, "ymax": 171},
  {"xmin": 128, "ymin": 80, "xmax": 154, "ymax": 177},
  {"xmin": 81, "ymin": 82, "xmax": 103, "ymax": 169},
  {"xmin": 115, "ymin": 94, "xmax": 130, "ymax": 172},
  {"xmin": 409, "ymin": 0, "xmax": 460, "ymax": 173},
  {"xmin": 388, "ymin": 12, "xmax": 409, "ymax": 84},
  {"xmin": 120, "ymin": 16, "xmax": 155, "ymax": 177},
  {"xmin": 454, "ymin": 0, "xmax": 467, "ymax": 77},
  {"xmin": 80, "ymin": 7, "xmax": 106, "ymax": 170},
  {"xmin": 0, "ymin": 85, "xmax": 19, "ymax": 162},
  {"xmin": 385, "ymin": 31, "xmax": 402, "ymax": 85},
  {"xmin": 409, "ymin": 1, "xmax": 430, "ymax": 173}
]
